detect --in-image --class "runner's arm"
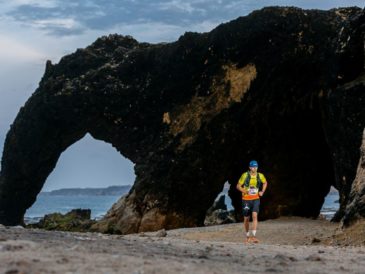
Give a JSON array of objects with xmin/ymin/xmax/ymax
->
[
  {"xmin": 262, "ymin": 181, "xmax": 268, "ymax": 193},
  {"xmin": 259, "ymin": 181, "xmax": 268, "ymax": 196},
  {"xmin": 236, "ymin": 181, "xmax": 248, "ymax": 194},
  {"xmin": 236, "ymin": 173, "xmax": 248, "ymax": 194},
  {"xmin": 259, "ymin": 173, "xmax": 268, "ymax": 196}
]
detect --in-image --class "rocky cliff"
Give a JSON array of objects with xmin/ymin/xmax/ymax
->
[
  {"xmin": 342, "ymin": 129, "xmax": 365, "ymax": 226},
  {"xmin": 0, "ymin": 7, "xmax": 364, "ymax": 234}
]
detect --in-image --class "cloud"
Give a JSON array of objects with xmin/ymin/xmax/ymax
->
[
  {"xmin": 155, "ymin": 0, "xmax": 206, "ymax": 15},
  {"xmin": 32, "ymin": 18, "xmax": 78, "ymax": 29},
  {"xmin": 0, "ymin": 35, "xmax": 45, "ymax": 62},
  {"xmin": 2, "ymin": 0, "xmax": 220, "ymax": 36},
  {"xmin": 3, "ymin": 1, "xmax": 107, "ymax": 36},
  {"xmin": 30, "ymin": 17, "xmax": 85, "ymax": 36},
  {"xmin": 2, "ymin": 0, "xmax": 59, "ymax": 10}
]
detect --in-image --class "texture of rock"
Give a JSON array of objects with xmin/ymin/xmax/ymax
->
[
  {"xmin": 27, "ymin": 209, "xmax": 96, "ymax": 232},
  {"xmin": 322, "ymin": 18, "xmax": 365, "ymax": 220},
  {"xmin": 342, "ymin": 129, "xmax": 365, "ymax": 226},
  {"xmin": 204, "ymin": 209, "xmax": 235, "ymax": 226},
  {"xmin": 0, "ymin": 7, "xmax": 364, "ymax": 233},
  {"xmin": 206, "ymin": 195, "xmax": 227, "ymax": 216},
  {"xmin": 204, "ymin": 195, "xmax": 235, "ymax": 225}
]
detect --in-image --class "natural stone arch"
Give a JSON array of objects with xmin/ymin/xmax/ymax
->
[
  {"xmin": 35, "ymin": 132, "xmax": 135, "ymax": 194},
  {"xmin": 0, "ymin": 89, "xmax": 133, "ymax": 225},
  {"xmin": 0, "ymin": 7, "xmax": 364, "ymax": 234}
]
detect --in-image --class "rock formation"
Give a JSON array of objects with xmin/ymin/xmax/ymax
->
[
  {"xmin": 27, "ymin": 209, "xmax": 96, "ymax": 232},
  {"xmin": 206, "ymin": 195, "xmax": 227, "ymax": 216},
  {"xmin": 0, "ymin": 7, "xmax": 364, "ymax": 234},
  {"xmin": 342, "ymin": 129, "xmax": 365, "ymax": 226},
  {"xmin": 204, "ymin": 195, "xmax": 235, "ymax": 225}
]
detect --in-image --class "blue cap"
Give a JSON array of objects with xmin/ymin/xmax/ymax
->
[{"xmin": 249, "ymin": 160, "xmax": 258, "ymax": 167}]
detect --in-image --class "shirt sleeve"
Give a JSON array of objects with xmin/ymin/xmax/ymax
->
[
  {"xmin": 260, "ymin": 173, "xmax": 267, "ymax": 183},
  {"xmin": 238, "ymin": 173, "xmax": 247, "ymax": 186}
]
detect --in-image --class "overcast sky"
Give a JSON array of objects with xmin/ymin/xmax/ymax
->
[{"xmin": 0, "ymin": 0, "xmax": 363, "ymax": 191}]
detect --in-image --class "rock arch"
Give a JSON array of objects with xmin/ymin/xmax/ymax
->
[{"xmin": 0, "ymin": 7, "xmax": 364, "ymax": 233}]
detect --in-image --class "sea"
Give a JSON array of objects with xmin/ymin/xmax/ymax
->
[
  {"xmin": 24, "ymin": 191, "xmax": 339, "ymax": 224},
  {"xmin": 24, "ymin": 194, "xmax": 122, "ymax": 224},
  {"xmin": 320, "ymin": 193, "xmax": 340, "ymax": 220}
]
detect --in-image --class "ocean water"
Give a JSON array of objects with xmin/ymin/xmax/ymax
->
[
  {"xmin": 320, "ymin": 193, "xmax": 340, "ymax": 219},
  {"xmin": 24, "ymin": 191, "xmax": 339, "ymax": 224},
  {"xmin": 24, "ymin": 194, "xmax": 121, "ymax": 224}
]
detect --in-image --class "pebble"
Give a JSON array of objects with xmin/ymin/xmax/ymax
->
[
  {"xmin": 306, "ymin": 254, "xmax": 322, "ymax": 261},
  {"xmin": 155, "ymin": 229, "xmax": 167, "ymax": 237},
  {"xmin": 68, "ymin": 245, "xmax": 79, "ymax": 251}
]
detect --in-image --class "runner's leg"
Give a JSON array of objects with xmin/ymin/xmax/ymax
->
[
  {"xmin": 242, "ymin": 200, "xmax": 251, "ymax": 243},
  {"xmin": 252, "ymin": 199, "xmax": 260, "ymax": 231},
  {"xmin": 252, "ymin": 212, "xmax": 258, "ymax": 231},
  {"xmin": 244, "ymin": 216, "xmax": 250, "ymax": 233},
  {"xmin": 243, "ymin": 216, "xmax": 250, "ymax": 243},
  {"xmin": 251, "ymin": 200, "xmax": 260, "ymax": 243}
]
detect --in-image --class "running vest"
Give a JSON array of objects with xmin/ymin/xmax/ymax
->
[
  {"xmin": 239, "ymin": 171, "xmax": 266, "ymax": 200},
  {"xmin": 244, "ymin": 171, "xmax": 263, "ymax": 190}
]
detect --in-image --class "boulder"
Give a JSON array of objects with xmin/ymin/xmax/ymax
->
[
  {"xmin": 28, "ymin": 209, "xmax": 96, "ymax": 232},
  {"xmin": 206, "ymin": 194, "xmax": 227, "ymax": 215},
  {"xmin": 205, "ymin": 209, "xmax": 235, "ymax": 226}
]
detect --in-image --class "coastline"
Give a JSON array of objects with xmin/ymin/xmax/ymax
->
[
  {"xmin": 23, "ymin": 190, "xmax": 340, "ymax": 224},
  {"xmin": 1, "ymin": 217, "xmax": 364, "ymax": 273}
]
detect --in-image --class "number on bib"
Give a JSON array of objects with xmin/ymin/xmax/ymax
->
[{"xmin": 249, "ymin": 187, "xmax": 258, "ymax": 195}]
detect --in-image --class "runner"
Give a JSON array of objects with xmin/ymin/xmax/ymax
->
[{"xmin": 236, "ymin": 160, "xmax": 268, "ymax": 243}]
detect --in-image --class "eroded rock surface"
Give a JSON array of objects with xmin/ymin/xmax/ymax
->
[
  {"xmin": 27, "ymin": 209, "xmax": 96, "ymax": 232},
  {"xmin": 0, "ymin": 7, "xmax": 364, "ymax": 233},
  {"xmin": 342, "ymin": 129, "xmax": 365, "ymax": 226}
]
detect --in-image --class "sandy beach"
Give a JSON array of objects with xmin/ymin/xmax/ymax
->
[{"xmin": 1, "ymin": 217, "xmax": 364, "ymax": 274}]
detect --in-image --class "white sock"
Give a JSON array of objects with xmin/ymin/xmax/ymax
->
[
  {"xmin": 252, "ymin": 230, "xmax": 256, "ymax": 236},
  {"xmin": 246, "ymin": 231, "xmax": 250, "ymax": 237}
]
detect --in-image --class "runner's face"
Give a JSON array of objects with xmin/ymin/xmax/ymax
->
[{"xmin": 249, "ymin": 167, "xmax": 258, "ymax": 173}]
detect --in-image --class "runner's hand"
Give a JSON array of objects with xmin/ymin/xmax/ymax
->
[{"xmin": 259, "ymin": 191, "xmax": 264, "ymax": 196}]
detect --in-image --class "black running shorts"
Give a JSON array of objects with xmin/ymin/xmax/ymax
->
[{"xmin": 242, "ymin": 199, "xmax": 260, "ymax": 217}]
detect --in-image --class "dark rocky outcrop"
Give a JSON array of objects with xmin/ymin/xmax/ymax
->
[
  {"xmin": 322, "ymin": 16, "xmax": 365, "ymax": 220},
  {"xmin": 206, "ymin": 195, "xmax": 227, "ymax": 216},
  {"xmin": 27, "ymin": 209, "xmax": 96, "ymax": 232},
  {"xmin": 0, "ymin": 7, "xmax": 364, "ymax": 234},
  {"xmin": 204, "ymin": 209, "xmax": 235, "ymax": 226},
  {"xmin": 204, "ymin": 195, "xmax": 235, "ymax": 225},
  {"xmin": 342, "ymin": 129, "xmax": 365, "ymax": 226}
]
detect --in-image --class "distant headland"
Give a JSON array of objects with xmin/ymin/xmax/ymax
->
[{"xmin": 41, "ymin": 185, "xmax": 132, "ymax": 196}]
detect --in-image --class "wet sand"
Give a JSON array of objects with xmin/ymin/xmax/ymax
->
[{"xmin": 0, "ymin": 217, "xmax": 364, "ymax": 274}]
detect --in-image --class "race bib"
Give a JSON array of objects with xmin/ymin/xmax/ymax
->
[{"xmin": 248, "ymin": 187, "xmax": 258, "ymax": 195}]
